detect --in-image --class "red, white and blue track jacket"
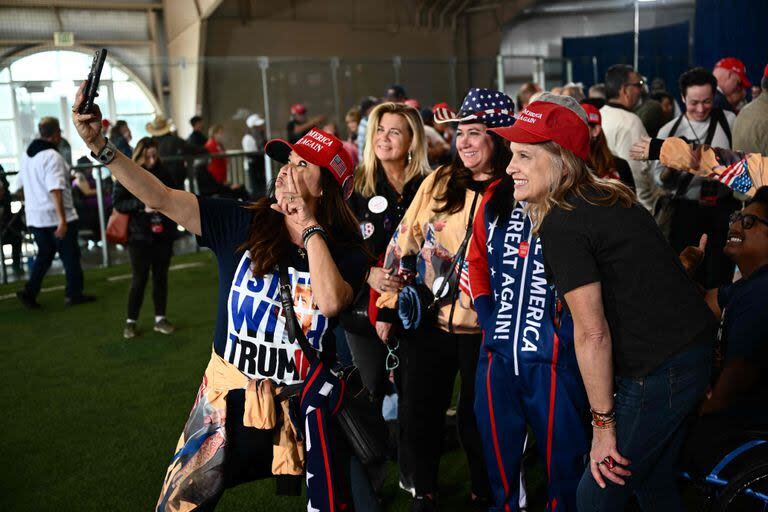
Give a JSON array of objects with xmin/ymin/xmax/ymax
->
[{"xmin": 467, "ymin": 180, "xmax": 574, "ymax": 368}]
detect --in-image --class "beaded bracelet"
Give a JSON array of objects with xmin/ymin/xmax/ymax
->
[
  {"xmin": 590, "ymin": 407, "xmax": 616, "ymax": 429},
  {"xmin": 302, "ymin": 225, "xmax": 327, "ymax": 247}
]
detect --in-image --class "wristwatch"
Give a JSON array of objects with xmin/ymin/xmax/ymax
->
[{"xmin": 90, "ymin": 137, "xmax": 117, "ymax": 165}]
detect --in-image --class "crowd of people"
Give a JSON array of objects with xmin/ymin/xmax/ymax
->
[{"xmin": 6, "ymin": 54, "xmax": 767, "ymax": 512}]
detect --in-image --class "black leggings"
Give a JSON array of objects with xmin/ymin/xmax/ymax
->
[
  {"xmin": 127, "ymin": 241, "xmax": 172, "ymax": 320},
  {"xmin": 399, "ymin": 325, "xmax": 490, "ymax": 498}
]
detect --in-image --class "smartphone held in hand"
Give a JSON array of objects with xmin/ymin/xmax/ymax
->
[{"xmin": 78, "ymin": 49, "xmax": 107, "ymax": 115}]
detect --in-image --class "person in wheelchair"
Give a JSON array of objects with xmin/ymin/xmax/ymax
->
[
  {"xmin": 679, "ymin": 187, "xmax": 768, "ymax": 508},
  {"xmin": 680, "ymin": 187, "xmax": 768, "ymax": 424}
]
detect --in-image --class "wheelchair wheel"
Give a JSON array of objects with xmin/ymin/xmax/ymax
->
[{"xmin": 716, "ymin": 462, "xmax": 768, "ymax": 512}]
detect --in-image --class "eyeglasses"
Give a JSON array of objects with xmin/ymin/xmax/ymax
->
[
  {"xmin": 385, "ymin": 338, "xmax": 400, "ymax": 371},
  {"xmin": 729, "ymin": 211, "xmax": 768, "ymax": 230},
  {"xmin": 626, "ymin": 80, "xmax": 646, "ymax": 89}
]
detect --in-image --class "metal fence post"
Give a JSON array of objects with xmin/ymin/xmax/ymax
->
[
  {"xmin": 496, "ymin": 54, "xmax": 505, "ymax": 94},
  {"xmin": 330, "ymin": 57, "xmax": 341, "ymax": 128},
  {"xmin": 93, "ymin": 165, "xmax": 109, "ymax": 267},
  {"xmin": 448, "ymin": 57, "xmax": 458, "ymax": 107},
  {"xmin": 259, "ymin": 56, "xmax": 273, "ymax": 185},
  {"xmin": 592, "ymin": 56, "xmax": 599, "ymax": 85},
  {"xmin": 0, "ymin": 207, "xmax": 6, "ymax": 285},
  {"xmin": 393, "ymin": 56, "xmax": 402, "ymax": 84}
]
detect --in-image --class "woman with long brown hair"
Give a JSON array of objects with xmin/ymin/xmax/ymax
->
[
  {"xmin": 581, "ymin": 102, "xmax": 635, "ymax": 190},
  {"xmin": 72, "ymin": 82, "xmax": 368, "ymax": 511},
  {"xmin": 377, "ymin": 88, "xmax": 515, "ymax": 510},
  {"xmin": 493, "ymin": 93, "xmax": 716, "ymax": 512},
  {"xmin": 113, "ymin": 137, "xmax": 177, "ymax": 339}
]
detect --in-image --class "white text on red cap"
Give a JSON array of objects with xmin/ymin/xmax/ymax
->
[{"xmin": 518, "ymin": 108, "xmax": 543, "ymax": 125}]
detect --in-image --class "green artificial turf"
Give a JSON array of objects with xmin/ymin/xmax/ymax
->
[{"xmin": 0, "ymin": 250, "xmax": 508, "ymax": 511}]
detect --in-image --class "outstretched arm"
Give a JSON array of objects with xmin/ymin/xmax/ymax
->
[{"xmin": 71, "ymin": 82, "xmax": 201, "ymax": 235}]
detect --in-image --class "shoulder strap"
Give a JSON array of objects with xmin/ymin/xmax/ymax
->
[
  {"xmin": 668, "ymin": 114, "xmax": 685, "ymax": 137},
  {"xmin": 668, "ymin": 114, "xmax": 693, "ymax": 199},
  {"xmin": 277, "ymin": 262, "xmax": 318, "ymax": 364},
  {"xmin": 429, "ymin": 191, "xmax": 480, "ymax": 307},
  {"xmin": 710, "ymin": 108, "xmax": 732, "ymax": 147}
]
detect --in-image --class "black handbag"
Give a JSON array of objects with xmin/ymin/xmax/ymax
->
[
  {"xmin": 338, "ymin": 285, "xmax": 377, "ymax": 338},
  {"xmin": 278, "ymin": 262, "xmax": 387, "ymax": 465}
]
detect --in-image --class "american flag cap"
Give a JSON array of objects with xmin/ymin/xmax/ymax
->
[{"xmin": 433, "ymin": 88, "xmax": 515, "ymax": 128}]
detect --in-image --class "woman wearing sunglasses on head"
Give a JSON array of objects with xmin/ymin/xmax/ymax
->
[{"xmin": 72, "ymin": 83, "xmax": 368, "ymax": 512}]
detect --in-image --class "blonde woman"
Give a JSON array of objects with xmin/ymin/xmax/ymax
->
[
  {"xmin": 340, "ymin": 103, "xmax": 430, "ymax": 502},
  {"xmin": 492, "ymin": 93, "xmax": 716, "ymax": 512},
  {"xmin": 344, "ymin": 102, "xmax": 430, "ymax": 389}
]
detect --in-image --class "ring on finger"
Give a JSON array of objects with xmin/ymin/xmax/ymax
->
[{"xmin": 603, "ymin": 456, "xmax": 616, "ymax": 469}]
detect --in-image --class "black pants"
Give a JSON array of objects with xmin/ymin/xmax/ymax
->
[
  {"xmin": 399, "ymin": 325, "xmax": 490, "ymax": 498},
  {"xmin": 127, "ymin": 241, "xmax": 172, "ymax": 320}
]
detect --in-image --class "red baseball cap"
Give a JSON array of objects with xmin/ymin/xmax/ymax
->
[
  {"xmin": 764, "ymin": 63, "xmax": 768, "ymax": 78},
  {"xmin": 490, "ymin": 93, "xmax": 590, "ymax": 162},
  {"xmin": 581, "ymin": 103, "xmax": 601, "ymax": 125},
  {"xmin": 290, "ymin": 103, "xmax": 307, "ymax": 115},
  {"xmin": 265, "ymin": 128, "xmax": 355, "ymax": 199},
  {"xmin": 714, "ymin": 57, "xmax": 752, "ymax": 88}
]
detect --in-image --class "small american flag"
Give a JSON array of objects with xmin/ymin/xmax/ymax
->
[
  {"xmin": 456, "ymin": 260, "xmax": 471, "ymax": 297},
  {"xmin": 714, "ymin": 158, "xmax": 752, "ymax": 194}
]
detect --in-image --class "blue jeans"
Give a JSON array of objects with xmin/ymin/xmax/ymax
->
[
  {"xmin": 577, "ymin": 343, "xmax": 712, "ymax": 511},
  {"xmin": 25, "ymin": 221, "xmax": 84, "ymax": 299}
]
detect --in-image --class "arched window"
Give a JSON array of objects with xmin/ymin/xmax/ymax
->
[{"xmin": 0, "ymin": 48, "xmax": 159, "ymax": 177}]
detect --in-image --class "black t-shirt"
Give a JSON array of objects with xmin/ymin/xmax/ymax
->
[
  {"xmin": 197, "ymin": 196, "xmax": 368, "ymax": 384},
  {"xmin": 539, "ymin": 190, "xmax": 717, "ymax": 377}
]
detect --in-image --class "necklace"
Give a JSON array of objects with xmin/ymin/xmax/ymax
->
[
  {"xmin": 297, "ymin": 247, "xmax": 306, "ymax": 259},
  {"xmin": 684, "ymin": 116, "xmax": 703, "ymax": 144}
]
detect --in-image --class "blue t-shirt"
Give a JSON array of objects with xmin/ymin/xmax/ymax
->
[{"xmin": 197, "ymin": 196, "xmax": 367, "ymax": 384}]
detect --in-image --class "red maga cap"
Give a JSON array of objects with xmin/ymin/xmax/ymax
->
[
  {"xmin": 715, "ymin": 57, "xmax": 752, "ymax": 88},
  {"xmin": 490, "ymin": 97, "xmax": 590, "ymax": 162},
  {"xmin": 581, "ymin": 103, "xmax": 601, "ymax": 125},
  {"xmin": 265, "ymin": 128, "xmax": 355, "ymax": 199},
  {"xmin": 290, "ymin": 103, "xmax": 307, "ymax": 115}
]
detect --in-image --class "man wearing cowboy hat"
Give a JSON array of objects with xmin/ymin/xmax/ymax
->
[{"xmin": 146, "ymin": 114, "xmax": 189, "ymax": 188}]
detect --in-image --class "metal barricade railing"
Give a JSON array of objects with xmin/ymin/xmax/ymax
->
[{"xmin": 0, "ymin": 150, "xmax": 265, "ymax": 283}]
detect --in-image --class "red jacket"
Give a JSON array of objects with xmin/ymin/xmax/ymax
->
[{"xmin": 204, "ymin": 138, "xmax": 227, "ymax": 184}]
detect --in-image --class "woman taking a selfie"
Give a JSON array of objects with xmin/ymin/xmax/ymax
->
[{"xmin": 72, "ymin": 83, "xmax": 367, "ymax": 512}]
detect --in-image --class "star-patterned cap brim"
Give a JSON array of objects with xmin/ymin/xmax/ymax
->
[{"xmin": 433, "ymin": 88, "xmax": 515, "ymax": 128}]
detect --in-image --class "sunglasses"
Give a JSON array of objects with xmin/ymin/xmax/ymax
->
[
  {"xmin": 729, "ymin": 212, "xmax": 768, "ymax": 230},
  {"xmin": 385, "ymin": 338, "xmax": 400, "ymax": 371}
]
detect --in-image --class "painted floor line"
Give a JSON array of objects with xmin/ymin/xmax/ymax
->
[
  {"xmin": 0, "ymin": 284, "xmax": 65, "ymax": 301},
  {"xmin": 2, "ymin": 261, "xmax": 206, "ymax": 300}
]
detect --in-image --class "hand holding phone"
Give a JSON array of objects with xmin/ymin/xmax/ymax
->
[{"xmin": 78, "ymin": 49, "xmax": 107, "ymax": 115}]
